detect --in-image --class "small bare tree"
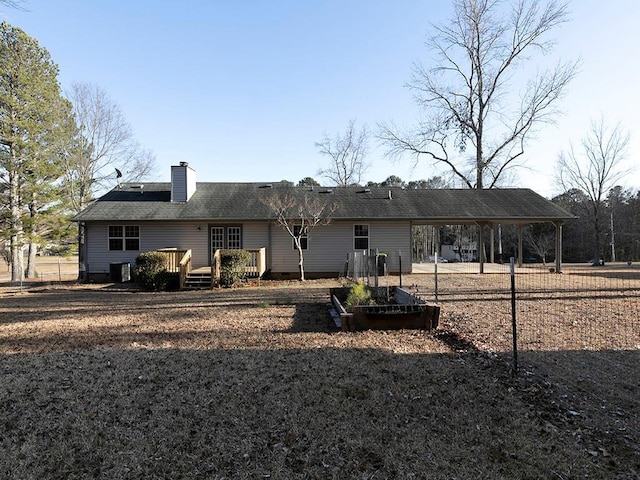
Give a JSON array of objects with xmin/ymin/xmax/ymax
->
[
  {"xmin": 316, "ymin": 120, "xmax": 369, "ymax": 186},
  {"xmin": 379, "ymin": 0, "xmax": 577, "ymax": 189},
  {"xmin": 262, "ymin": 192, "xmax": 337, "ymax": 281},
  {"xmin": 523, "ymin": 225, "xmax": 555, "ymax": 265},
  {"xmin": 557, "ymin": 118, "xmax": 630, "ymax": 262}
]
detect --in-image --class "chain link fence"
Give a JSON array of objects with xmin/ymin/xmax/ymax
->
[
  {"xmin": 409, "ymin": 261, "xmax": 640, "ymax": 459},
  {"xmin": 0, "ymin": 256, "xmax": 79, "ymax": 286}
]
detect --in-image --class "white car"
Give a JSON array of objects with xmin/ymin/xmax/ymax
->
[{"xmin": 428, "ymin": 255, "xmax": 448, "ymax": 263}]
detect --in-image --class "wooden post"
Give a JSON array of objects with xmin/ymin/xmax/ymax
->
[{"xmin": 554, "ymin": 221, "xmax": 563, "ymax": 274}]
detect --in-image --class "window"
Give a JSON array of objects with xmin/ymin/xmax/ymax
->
[
  {"xmin": 293, "ymin": 225, "xmax": 308, "ymax": 250},
  {"xmin": 210, "ymin": 225, "xmax": 242, "ymax": 258},
  {"xmin": 354, "ymin": 224, "xmax": 369, "ymax": 250},
  {"xmin": 211, "ymin": 226, "xmax": 224, "ymax": 251},
  {"xmin": 109, "ymin": 225, "xmax": 139, "ymax": 251},
  {"xmin": 227, "ymin": 226, "xmax": 242, "ymax": 250}
]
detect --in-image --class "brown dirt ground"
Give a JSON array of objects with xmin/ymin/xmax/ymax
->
[{"xmin": 0, "ymin": 267, "xmax": 638, "ymax": 479}]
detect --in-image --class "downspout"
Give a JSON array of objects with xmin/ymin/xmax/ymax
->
[
  {"xmin": 78, "ymin": 222, "xmax": 87, "ymax": 282},
  {"xmin": 267, "ymin": 221, "xmax": 272, "ymax": 273}
]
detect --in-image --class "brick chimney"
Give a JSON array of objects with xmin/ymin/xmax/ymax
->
[{"xmin": 171, "ymin": 162, "xmax": 196, "ymax": 202}]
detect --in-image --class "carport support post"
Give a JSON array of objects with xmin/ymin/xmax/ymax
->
[
  {"xmin": 478, "ymin": 222, "xmax": 486, "ymax": 273},
  {"xmin": 517, "ymin": 225, "xmax": 524, "ymax": 267},
  {"xmin": 554, "ymin": 221, "xmax": 563, "ymax": 274},
  {"xmin": 489, "ymin": 225, "xmax": 495, "ymax": 263}
]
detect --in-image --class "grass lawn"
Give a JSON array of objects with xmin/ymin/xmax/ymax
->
[{"xmin": 0, "ymin": 278, "xmax": 635, "ymax": 479}]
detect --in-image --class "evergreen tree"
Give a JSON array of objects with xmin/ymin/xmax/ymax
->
[{"xmin": 0, "ymin": 22, "xmax": 74, "ymax": 281}]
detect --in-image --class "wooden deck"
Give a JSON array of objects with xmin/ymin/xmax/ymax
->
[{"xmin": 190, "ymin": 266, "xmax": 212, "ymax": 275}]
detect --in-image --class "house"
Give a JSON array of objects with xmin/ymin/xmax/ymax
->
[{"xmin": 73, "ymin": 162, "xmax": 574, "ymax": 282}]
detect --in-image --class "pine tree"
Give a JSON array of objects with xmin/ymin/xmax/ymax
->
[{"xmin": 0, "ymin": 22, "xmax": 75, "ymax": 281}]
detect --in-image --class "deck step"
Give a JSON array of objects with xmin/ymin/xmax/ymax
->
[{"xmin": 184, "ymin": 272, "xmax": 212, "ymax": 289}]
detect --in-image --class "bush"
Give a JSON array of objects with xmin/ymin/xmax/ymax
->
[
  {"xmin": 134, "ymin": 252, "xmax": 170, "ymax": 291},
  {"xmin": 344, "ymin": 282, "xmax": 373, "ymax": 310},
  {"xmin": 219, "ymin": 249, "xmax": 252, "ymax": 288}
]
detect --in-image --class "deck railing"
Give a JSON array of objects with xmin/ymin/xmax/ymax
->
[
  {"xmin": 156, "ymin": 248, "xmax": 192, "ymax": 289},
  {"xmin": 178, "ymin": 250, "xmax": 192, "ymax": 289},
  {"xmin": 211, "ymin": 249, "xmax": 221, "ymax": 288},
  {"xmin": 246, "ymin": 247, "xmax": 267, "ymax": 278},
  {"xmin": 211, "ymin": 248, "xmax": 267, "ymax": 287}
]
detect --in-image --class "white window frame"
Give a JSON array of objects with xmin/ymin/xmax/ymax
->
[
  {"xmin": 108, "ymin": 225, "xmax": 140, "ymax": 251},
  {"xmin": 210, "ymin": 225, "xmax": 243, "ymax": 260},
  {"xmin": 354, "ymin": 224, "xmax": 369, "ymax": 250}
]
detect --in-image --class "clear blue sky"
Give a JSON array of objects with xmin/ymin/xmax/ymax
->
[{"xmin": 3, "ymin": 0, "xmax": 639, "ymax": 197}]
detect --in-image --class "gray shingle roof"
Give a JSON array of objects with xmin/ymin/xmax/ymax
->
[{"xmin": 73, "ymin": 182, "xmax": 574, "ymax": 224}]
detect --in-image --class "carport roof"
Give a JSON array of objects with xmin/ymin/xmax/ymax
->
[{"xmin": 73, "ymin": 182, "xmax": 574, "ymax": 224}]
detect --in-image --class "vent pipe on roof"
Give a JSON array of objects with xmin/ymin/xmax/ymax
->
[{"xmin": 388, "ymin": 190, "xmax": 392, "ymax": 200}]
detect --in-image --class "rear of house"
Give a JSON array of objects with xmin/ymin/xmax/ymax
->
[
  {"xmin": 73, "ymin": 163, "xmax": 574, "ymax": 282},
  {"xmin": 74, "ymin": 163, "xmax": 414, "ymax": 281}
]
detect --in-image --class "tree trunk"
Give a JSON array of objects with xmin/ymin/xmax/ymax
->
[
  {"xmin": 476, "ymin": 141, "xmax": 483, "ymax": 189},
  {"xmin": 26, "ymin": 199, "xmax": 37, "ymax": 278},
  {"xmin": 297, "ymin": 247, "xmax": 305, "ymax": 281},
  {"xmin": 26, "ymin": 242, "xmax": 37, "ymax": 278},
  {"xmin": 294, "ymin": 237, "xmax": 306, "ymax": 281},
  {"xmin": 594, "ymin": 214, "xmax": 603, "ymax": 263},
  {"xmin": 9, "ymin": 167, "xmax": 24, "ymax": 282},
  {"xmin": 10, "ymin": 241, "xmax": 23, "ymax": 282}
]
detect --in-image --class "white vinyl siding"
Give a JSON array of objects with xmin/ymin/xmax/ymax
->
[
  {"xmin": 241, "ymin": 222, "xmax": 269, "ymax": 250},
  {"xmin": 85, "ymin": 220, "xmax": 410, "ymax": 277},
  {"xmin": 269, "ymin": 220, "xmax": 411, "ymax": 273},
  {"xmin": 86, "ymin": 222, "xmax": 209, "ymax": 275}
]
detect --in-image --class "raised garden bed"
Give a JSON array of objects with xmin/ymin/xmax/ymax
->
[{"xmin": 330, "ymin": 286, "xmax": 440, "ymax": 332}]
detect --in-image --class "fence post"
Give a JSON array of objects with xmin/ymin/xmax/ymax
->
[
  {"xmin": 510, "ymin": 257, "xmax": 518, "ymax": 376},
  {"xmin": 374, "ymin": 249, "xmax": 379, "ymax": 289},
  {"xmin": 398, "ymin": 250, "xmax": 402, "ymax": 288},
  {"xmin": 434, "ymin": 262, "xmax": 438, "ymax": 303}
]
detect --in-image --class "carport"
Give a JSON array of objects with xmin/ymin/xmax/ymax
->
[{"xmin": 405, "ymin": 189, "xmax": 575, "ymax": 274}]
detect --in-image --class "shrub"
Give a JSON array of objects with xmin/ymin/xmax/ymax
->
[
  {"xmin": 219, "ymin": 249, "xmax": 252, "ymax": 287},
  {"xmin": 134, "ymin": 252, "xmax": 170, "ymax": 291},
  {"xmin": 344, "ymin": 282, "xmax": 373, "ymax": 310}
]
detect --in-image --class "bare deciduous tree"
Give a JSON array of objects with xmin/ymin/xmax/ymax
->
[
  {"xmin": 379, "ymin": 0, "xmax": 577, "ymax": 189},
  {"xmin": 64, "ymin": 82, "xmax": 156, "ymax": 213},
  {"xmin": 0, "ymin": 0, "xmax": 26, "ymax": 10},
  {"xmin": 523, "ymin": 224, "xmax": 555, "ymax": 264},
  {"xmin": 262, "ymin": 192, "xmax": 337, "ymax": 281},
  {"xmin": 316, "ymin": 120, "xmax": 368, "ymax": 187},
  {"xmin": 557, "ymin": 118, "xmax": 630, "ymax": 262}
]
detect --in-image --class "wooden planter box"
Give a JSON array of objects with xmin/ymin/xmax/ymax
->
[{"xmin": 330, "ymin": 286, "xmax": 440, "ymax": 332}]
